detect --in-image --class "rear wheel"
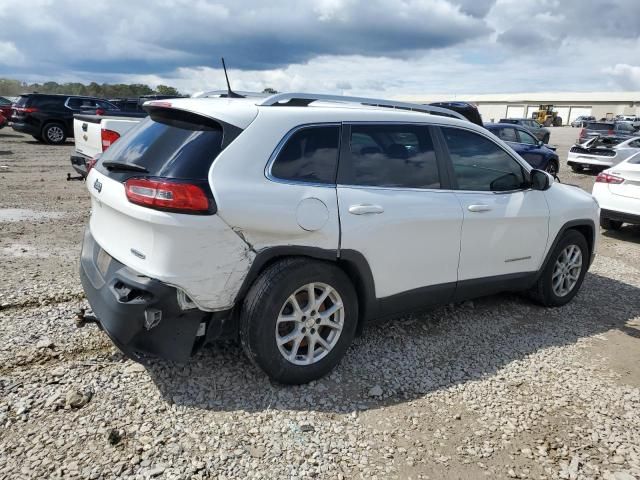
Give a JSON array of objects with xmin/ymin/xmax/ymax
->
[
  {"xmin": 600, "ymin": 217, "xmax": 623, "ymax": 231},
  {"xmin": 240, "ymin": 258, "xmax": 358, "ymax": 384},
  {"xmin": 42, "ymin": 122, "xmax": 66, "ymax": 145},
  {"xmin": 529, "ymin": 230, "xmax": 589, "ymax": 307}
]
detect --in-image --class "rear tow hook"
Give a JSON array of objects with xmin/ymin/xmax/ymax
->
[{"xmin": 75, "ymin": 308, "xmax": 99, "ymax": 328}]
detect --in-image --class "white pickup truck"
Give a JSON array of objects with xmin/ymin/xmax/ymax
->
[{"xmin": 70, "ymin": 114, "xmax": 144, "ymax": 178}]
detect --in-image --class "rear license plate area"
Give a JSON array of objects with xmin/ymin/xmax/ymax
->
[{"xmin": 96, "ymin": 248, "xmax": 112, "ymax": 276}]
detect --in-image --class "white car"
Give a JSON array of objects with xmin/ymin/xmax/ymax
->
[
  {"xmin": 80, "ymin": 92, "xmax": 600, "ymax": 384},
  {"xmin": 568, "ymin": 136, "xmax": 640, "ymax": 172},
  {"xmin": 70, "ymin": 114, "xmax": 144, "ymax": 178},
  {"xmin": 592, "ymin": 153, "xmax": 640, "ymax": 230}
]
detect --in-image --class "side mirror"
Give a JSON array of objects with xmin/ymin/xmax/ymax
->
[
  {"xmin": 530, "ymin": 169, "xmax": 551, "ymax": 191},
  {"xmin": 537, "ymin": 140, "xmax": 544, "ymax": 147}
]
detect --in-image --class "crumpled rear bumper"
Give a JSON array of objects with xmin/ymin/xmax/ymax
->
[{"xmin": 79, "ymin": 228, "xmax": 223, "ymax": 363}]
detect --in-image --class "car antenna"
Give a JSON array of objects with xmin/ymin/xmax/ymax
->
[{"xmin": 221, "ymin": 57, "xmax": 244, "ymax": 98}]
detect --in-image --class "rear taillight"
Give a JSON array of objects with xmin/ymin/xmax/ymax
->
[
  {"xmin": 95, "ymin": 108, "xmax": 105, "ymax": 116},
  {"xmin": 86, "ymin": 158, "xmax": 97, "ymax": 174},
  {"xmin": 595, "ymin": 172, "xmax": 624, "ymax": 184},
  {"xmin": 101, "ymin": 128, "xmax": 120, "ymax": 151},
  {"xmin": 124, "ymin": 178, "xmax": 211, "ymax": 214},
  {"xmin": 14, "ymin": 107, "xmax": 38, "ymax": 113}
]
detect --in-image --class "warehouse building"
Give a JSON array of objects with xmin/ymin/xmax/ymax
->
[{"xmin": 401, "ymin": 92, "xmax": 640, "ymax": 125}]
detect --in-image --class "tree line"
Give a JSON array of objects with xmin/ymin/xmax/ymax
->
[{"xmin": 0, "ymin": 78, "xmax": 181, "ymax": 99}]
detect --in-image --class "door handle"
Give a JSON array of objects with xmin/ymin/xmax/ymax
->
[
  {"xmin": 348, "ymin": 204, "xmax": 384, "ymax": 215},
  {"xmin": 467, "ymin": 204, "xmax": 492, "ymax": 213}
]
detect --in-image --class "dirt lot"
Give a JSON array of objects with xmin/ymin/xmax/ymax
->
[{"xmin": 0, "ymin": 127, "xmax": 639, "ymax": 480}]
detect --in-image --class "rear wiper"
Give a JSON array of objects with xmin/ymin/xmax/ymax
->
[{"xmin": 102, "ymin": 161, "xmax": 149, "ymax": 173}]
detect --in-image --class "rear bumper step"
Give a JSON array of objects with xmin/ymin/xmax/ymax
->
[
  {"xmin": 70, "ymin": 153, "xmax": 91, "ymax": 178},
  {"xmin": 79, "ymin": 228, "xmax": 231, "ymax": 363},
  {"xmin": 601, "ymin": 209, "xmax": 640, "ymax": 225}
]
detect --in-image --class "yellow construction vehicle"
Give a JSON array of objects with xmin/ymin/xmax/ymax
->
[{"xmin": 531, "ymin": 105, "xmax": 563, "ymax": 127}]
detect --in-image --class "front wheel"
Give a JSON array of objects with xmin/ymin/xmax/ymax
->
[
  {"xmin": 240, "ymin": 258, "xmax": 358, "ymax": 384},
  {"xmin": 529, "ymin": 230, "xmax": 589, "ymax": 307}
]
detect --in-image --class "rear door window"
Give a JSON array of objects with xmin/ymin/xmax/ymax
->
[
  {"xmin": 442, "ymin": 127, "xmax": 527, "ymax": 192},
  {"xmin": 97, "ymin": 108, "xmax": 225, "ymax": 181},
  {"xmin": 493, "ymin": 127, "xmax": 518, "ymax": 143},
  {"xmin": 32, "ymin": 96, "xmax": 64, "ymax": 110},
  {"xmin": 270, "ymin": 125, "xmax": 340, "ymax": 184},
  {"xmin": 341, "ymin": 124, "xmax": 440, "ymax": 189}
]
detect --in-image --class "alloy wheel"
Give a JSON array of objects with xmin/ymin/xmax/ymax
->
[
  {"xmin": 275, "ymin": 282, "xmax": 344, "ymax": 365},
  {"xmin": 47, "ymin": 126, "xmax": 64, "ymax": 143},
  {"xmin": 551, "ymin": 244, "xmax": 583, "ymax": 297}
]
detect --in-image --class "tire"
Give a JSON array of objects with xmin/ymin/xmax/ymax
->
[
  {"xmin": 529, "ymin": 230, "xmax": 589, "ymax": 307},
  {"xmin": 570, "ymin": 165, "xmax": 583, "ymax": 173},
  {"xmin": 42, "ymin": 122, "xmax": 66, "ymax": 145},
  {"xmin": 545, "ymin": 160, "xmax": 559, "ymax": 176},
  {"xmin": 544, "ymin": 119, "xmax": 552, "ymax": 127},
  {"xmin": 240, "ymin": 258, "xmax": 358, "ymax": 384},
  {"xmin": 554, "ymin": 117, "xmax": 563, "ymax": 127},
  {"xmin": 600, "ymin": 217, "xmax": 623, "ymax": 231}
]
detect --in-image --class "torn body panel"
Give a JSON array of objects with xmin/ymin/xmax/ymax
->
[{"xmin": 86, "ymin": 169, "xmax": 255, "ymax": 311}]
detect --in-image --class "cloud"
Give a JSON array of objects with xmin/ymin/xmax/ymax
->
[
  {"xmin": 0, "ymin": 0, "xmax": 490, "ymax": 75},
  {"xmin": 1, "ymin": 0, "xmax": 640, "ymax": 95},
  {"xmin": 0, "ymin": 41, "xmax": 24, "ymax": 66},
  {"xmin": 606, "ymin": 64, "xmax": 640, "ymax": 90}
]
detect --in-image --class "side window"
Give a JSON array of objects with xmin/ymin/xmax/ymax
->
[
  {"xmin": 518, "ymin": 130, "xmax": 538, "ymax": 145},
  {"xmin": 270, "ymin": 125, "xmax": 339, "ymax": 184},
  {"xmin": 442, "ymin": 127, "xmax": 527, "ymax": 192},
  {"xmin": 628, "ymin": 139, "xmax": 640, "ymax": 148},
  {"xmin": 66, "ymin": 98, "xmax": 81, "ymax": 109},
  {"xmin": 494, "ymin": 127, "xmax": 518, "ymax": 142},
  {"xmin": 343, "ymin": 124, "xmax": 440, "ymax": 189},
  {"xmin": 98, "ymin": 100, "xmax": 118, "ymax": 110},
  {"xmin": 80, "ymin": 99, "xmax": 97, "ymax": 109},
  {"xmin": 33, "ymin": 96, "xmax": 63, "ymax": 110}
]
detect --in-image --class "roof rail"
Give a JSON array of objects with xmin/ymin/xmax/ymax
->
[{"xmin": 258, "ymin": 92, "xmax": 467, "ymax": 122}]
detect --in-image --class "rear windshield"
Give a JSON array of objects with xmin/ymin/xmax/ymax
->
[
  {"xmin": 586, "ymin": 123, "xmax": 613, "ymax": 131},
  {"xmin": 97, "ymin": 109, "xmax": 225, "ymax": 181},
  {"xmin": 14, "ymin": 96, "xmax": 29, "ymax": 108}
]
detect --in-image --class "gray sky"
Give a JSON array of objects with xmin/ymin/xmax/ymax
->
[{"xmin": 1, "ymin": 0, "xmax": 639, "ymax": 95}]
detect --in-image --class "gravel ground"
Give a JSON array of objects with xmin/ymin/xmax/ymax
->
[{"xmin": 0, "ymin": 127, "xmax": 639, "ymax": 480}]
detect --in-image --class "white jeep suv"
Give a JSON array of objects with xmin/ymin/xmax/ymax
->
[{"xmin": 80, "ymin": 93, "xmax": 599, "ymax": 384}]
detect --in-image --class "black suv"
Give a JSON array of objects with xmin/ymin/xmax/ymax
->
[{"xmin": 11, "ymin": 93, "xmax": 118, "ymax": 144}]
